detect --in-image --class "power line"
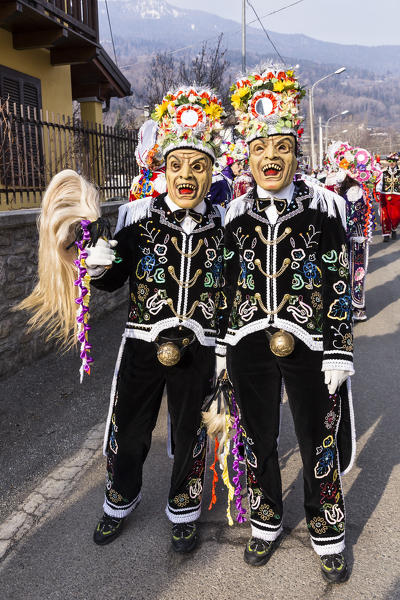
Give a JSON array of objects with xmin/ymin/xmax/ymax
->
[
  {"xmin": 104, "ymin": 0, "xmax": 118, "ymax": 66},
  {"xmin": 246, "ymin": 0, "xmax": 285, "ymax": 63},
  {"xmin": 119, "ymin": 0, "xmax": 306, "ymax": 69}
]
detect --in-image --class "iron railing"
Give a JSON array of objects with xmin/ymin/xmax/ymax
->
[{"xmin": 0, "ymin": 101, "xmax": 138, "ymax": 208}]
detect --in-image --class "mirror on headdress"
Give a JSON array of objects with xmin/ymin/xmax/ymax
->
[{"xmin": 254, "ymin": 97, "xmax": 274, "ymax": 117}]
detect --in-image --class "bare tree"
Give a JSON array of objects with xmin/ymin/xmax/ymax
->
[{"xmin": 143, "ymin": 34, "xmax": 230, "ymax": 110}]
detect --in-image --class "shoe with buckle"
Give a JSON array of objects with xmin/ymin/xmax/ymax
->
[
  {"xmin": 244, "ymin": 536, "xmax": 278, "ymax": 567},
  {"xmin": 171, "ymin": 522, "xmax": 198, "ymax": 553},
  {"xmin": 320, "ymin": 552, "xmax": 349, "ymax": 583},
  {"xmin": 93, "ymin": 513, "xmax": 124, "ymax": 546}
]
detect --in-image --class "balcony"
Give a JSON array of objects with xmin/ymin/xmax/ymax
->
[{"xmin": 0, "ymin": 1, "xmax": 131, "ymax": 100}]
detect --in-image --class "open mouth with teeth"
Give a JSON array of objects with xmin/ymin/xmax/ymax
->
[
  {"xmin": 177, "ymin": 182, "xmax": 197, "ymax": 195},
  {"xmin": 262, "ymin": 163, "xmax": 283, "ymax": 177}
]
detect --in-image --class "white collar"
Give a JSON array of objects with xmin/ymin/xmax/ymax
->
[
  {"xmin": 256, "ymin": 182, "xmax": 294, "ymax": 200},
  {"xmin": 164, "ymin": 194, "xmax": 206, "ymax": 215}
]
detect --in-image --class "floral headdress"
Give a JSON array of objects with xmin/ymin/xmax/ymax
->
[
  {"xmin": 214, "ymin": 138, "xmax": 248, "ymax": 173},
  {"xmin": 332, "ymin": 142, "xmax": 382, "ymax": 186},
  {"xmin": 152, "ymin": 86, "xmax": 225, "ymax": 162},
  {"xmin": 230, "ymin": 64, "xmax": 306, "ymax": 143}
]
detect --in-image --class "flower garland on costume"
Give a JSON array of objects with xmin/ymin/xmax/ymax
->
[
  {"xmin": 74, "ymin": 219, "xmax": 93, "ymax": 382},
  {"xmin": 333, "ymin": 142, "xmax": 382, "ymax": 240},
  {"xmin": 230, "ymin": 66, "xmax": 306, "ymax": 141},
  {"xmin": 213, "ymin": 139, "xmax": 249, "ymax": 175},
  {"xmin": 152, "ymin": 87, "xmax": 225, "ymax": 159}
]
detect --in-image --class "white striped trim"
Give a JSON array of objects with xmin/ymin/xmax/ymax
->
[
  {"xmin": 165, "ymin": 503, "xmax": 202, "ymax": 523},
  {"xmin": 123, "ymin": 319, "xmax": 216, "ymax": 346},
  {"xmin": 250, "ymin": 523, "xmax": 283, "ymax": 542},
  {"xmin": 103, "ymin": 491, "xmax": 142, "ymax": 519},
  {"xmin": 311, "ymin": 538, "xmax": 345, "ymax": 556}
]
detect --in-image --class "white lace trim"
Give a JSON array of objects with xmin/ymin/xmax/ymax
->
[
  {"xmin": 321, "ymin": 359, "xmax": 354, "ymax": 374},
  {"xmin": 124, "ymin": 319, "xmax": 216, "ymax": 346},
  {"xmin": 215, "ymin": 343, "xmax": 226, "ymax": 357},
  {"xmin": 341, "ymin": 377, "xmax": 356, "ymax": 474},
  {"xmin": 103, "ymin": 334, "xmax": 127, "ymax": 455},
  {"xmin": 224, "ymin": 318, "xmax": 323, "ymax": 350}
]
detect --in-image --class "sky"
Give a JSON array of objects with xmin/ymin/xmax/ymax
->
[{"xmin": 169, "ymin": 0, "xmax": 400, "ymax": 47}]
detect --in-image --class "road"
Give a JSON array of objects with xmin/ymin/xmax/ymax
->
[{"xmin": 0, "ymin": 233, "xmax": 399, "ymax": 600}]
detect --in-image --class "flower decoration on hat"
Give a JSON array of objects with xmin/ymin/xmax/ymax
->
[
  {"xmin": 332, "ymin": 142, "xmax": 382, "ymax": 186},
  {"xmin": 214, "ymin": 138, "xmax": 249, "ymax": 173},
  {"xmin": 152, "ymin": 86, "xmax": 225, "ymax": 161},
  {"xmin": 230, "ymin": 65, "xmax": 306, "ymax": 143}
]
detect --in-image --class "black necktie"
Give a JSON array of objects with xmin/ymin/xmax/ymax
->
[
  {"xmin": 174, "ymin": 208, "xmax": 204, "ymax": 224},
  {"xmin": 256, "ymin": 197, "xmax": 287, "ymax": 215}
]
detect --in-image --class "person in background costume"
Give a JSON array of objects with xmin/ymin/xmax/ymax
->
[
  {"xmin": 208, "ymin": 139, "xmax": 248, "ymax": 206},
  {"xmin": 18, "ymin": 86, "xmax": 225, "ymax": 555},
  {"xmin": 331, "ymin": 142, "xmax": 382, "ymax": 321},
  {"xmin": 129, "ymin": 119, "xmax": 166, "ymax": 202},
  {"xmin": 217, "ymin": 65, "xmax": 356, "ymax": 583},
  {"xmin": 376, "ymin": 152, "xmax": 400, "ymax": 242}
]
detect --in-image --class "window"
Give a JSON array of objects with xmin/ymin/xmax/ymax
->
[{"xmin": 0, "ymin": 66, "xmax": 43, "ymax": 188}]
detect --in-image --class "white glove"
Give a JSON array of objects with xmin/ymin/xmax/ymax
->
[
  {"xmin": 86, "ymin": 238, "xmax": 118, "ymax": 270},
  {"xmin": 216, "ymin": 354, "xmax": 227, "ymax": 381},
  {"xmin": 324, "ymin": 369, "xmax": 352, "ymax": 395}
]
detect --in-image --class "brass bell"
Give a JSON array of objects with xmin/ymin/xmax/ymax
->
[
  {"xmin": 157, "ymin": 342, "xmax": 181, "ymax": 366},
  {"xmin": 269, "ymin": 329, "xmax": 295, "ymax": 357}
]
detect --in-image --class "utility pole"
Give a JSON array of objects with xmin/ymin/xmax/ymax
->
[
  {"xmin": 319, "ymin": 115, "xmax": 323, "ymax": 168},
  {"xmin": 242, "ymin": 0, "xmax": 246, "ymax": 73}
]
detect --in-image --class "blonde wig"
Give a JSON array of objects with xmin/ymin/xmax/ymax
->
[{"xmin": 16, "ymin": 169, "xmax": 101, "ymax": 347}]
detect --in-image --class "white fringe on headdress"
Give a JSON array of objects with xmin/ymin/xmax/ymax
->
[
  {"xmin": 115, "ymin": 198, "xmax": 152, "ymax": 234},
  {"xmin": 308, "ymin": 182, "xmax": 347, "ymax": 230}
]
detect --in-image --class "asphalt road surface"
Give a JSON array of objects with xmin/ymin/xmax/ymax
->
[{"xmin": 0, "ymin": 233, "xmax": 399, "ymax": 600}]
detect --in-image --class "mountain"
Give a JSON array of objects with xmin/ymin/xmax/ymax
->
[{"xmin": 100, "ymin": 0, "xmax": 400, "ymax": 75}]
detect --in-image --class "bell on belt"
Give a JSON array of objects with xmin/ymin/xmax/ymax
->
[
  {"xmin": 157, "ymin": 342, "xmax": 181, "ymax": 366},
  {"xmin": 269, "ymin": 329, "xmax": 295, "ymax": 357}
]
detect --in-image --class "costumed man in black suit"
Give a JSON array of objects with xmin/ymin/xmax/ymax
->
[
  {"xmin": 86, "ymin": 86, "xmax": 225, "ymax": 552},
  {"xmin": 217, "ymin": 66, "xmax": 355, "ymax": 582}
]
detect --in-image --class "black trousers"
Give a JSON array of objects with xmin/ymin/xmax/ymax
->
[
  {"xmin": 103, "ymin": 337, "xmax": 215, "ymax": 523},
  {"xmin": 227, "ymin": 330, "xmax": 346, "ymax": 555}
]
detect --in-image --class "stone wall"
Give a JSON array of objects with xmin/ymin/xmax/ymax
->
[{"xmin": 0, "ymin": 201, "xmax": 127, "ymax": 379}]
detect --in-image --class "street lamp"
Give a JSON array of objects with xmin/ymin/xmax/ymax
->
[
  {"xmin": 324, "ymin": 110, "xmax": 350, "ymax": 153},
  {"xmin": 308, "ymin": 67, "xmax": 346, "ymax": 170}
]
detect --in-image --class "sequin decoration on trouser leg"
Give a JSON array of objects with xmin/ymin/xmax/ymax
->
[
  {"xmin": 165, "ymin": 342, "xmax": 215, "ymax": 523},
  {"xmin": 103, "ymin": 338, "xmax": 166, "ymax": 518}
]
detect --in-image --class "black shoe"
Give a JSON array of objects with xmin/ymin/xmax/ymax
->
[
  {"xmin": 93, "ymin": 513, "xmax": 124, "ymax": 546},
  {"xmin": 244, "ymin": 536, "xmax": 278, "ymax": 567},
  {"xmin": 171, "ymin": 522, "xmax": 198, "ymax": 553},
  {"xmin": 383, "ymin": 236, "xmax": 390, "ymax": 242},
  {"xmin": 320, "ymin": 552, "xmax": 349, "ymax": 583},
  {"xmin": 392, "ymin": 230, "xmax": 397, "ymax": 240}
]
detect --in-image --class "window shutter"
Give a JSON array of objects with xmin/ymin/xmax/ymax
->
[{"xmin": 0, "ymin": 67, "xmax": 42, "ymax": 187}]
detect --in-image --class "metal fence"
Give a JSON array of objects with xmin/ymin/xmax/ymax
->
[{"xmin": 0, "ymin": 102, "xmax": 138, "ymax": 208}]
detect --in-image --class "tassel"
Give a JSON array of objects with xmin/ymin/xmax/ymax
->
[{"xmin": 208, "ymin": 437, "xmax": 219, "ymax": 510}]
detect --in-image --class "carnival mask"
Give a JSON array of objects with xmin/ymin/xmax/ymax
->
[
  {"xmin": 249, "ymin": 135, "xmax": 297, "ymax": 192},
  {"xmin": 166, "ymin": 149, "xmax": 212, "ymax": 208}
]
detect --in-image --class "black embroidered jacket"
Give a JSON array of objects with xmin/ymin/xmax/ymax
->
[
  {"xmin": 380, "ymin": 167, "xmax": 400, "ymax": 195},
  {"xmin": 217, "ymin": 181, "xmax": 354, "ymax": 372},
  {"xmin": 91, "ymin": 194, "xmax": 224, "ymax": 345}
]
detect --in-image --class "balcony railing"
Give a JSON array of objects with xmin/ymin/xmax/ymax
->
[
  {"xmin": 0, "ymin": 100, "xmax": 138, "ymax": 209},
  {"xmin": 21, "ymin": 0, "xmax": 99, "ymax": 42}
]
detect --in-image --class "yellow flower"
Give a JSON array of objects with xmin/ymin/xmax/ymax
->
[
  {"xmin": 231, "ymin": 86, "xmax": 250, "ymax": 109},
  {"xmin": 204, "ymin": 103, "xmax": 223, "ymax": 118},
  {"xmin": 154, "ymin": 101, "xmax": 169, "ymax": 120},
  {"xmin": 200, "ymin": 98, "xmax": 208, "ymax": 105},
  {"xmin": 273, "ymin": 81, "xmax": 285, "ymax": 92},
  {"xmin": 286, "ymin": 69, "xmax": 294, "ymax": 77}
]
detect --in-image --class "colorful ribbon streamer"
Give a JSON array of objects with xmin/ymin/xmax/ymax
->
[{"xmin": 73, "ymin": 219, "xmax": 93, "ymax": 382}]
